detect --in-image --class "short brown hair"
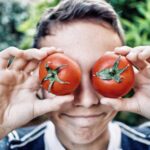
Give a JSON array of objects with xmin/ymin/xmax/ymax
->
[{"xmin": 33, "ymin": 0, "xmax": 124, "ymax": 48}]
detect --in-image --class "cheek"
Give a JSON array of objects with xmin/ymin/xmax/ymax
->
[{"xmin": 47, "ymin": 112, "xmax": 59, "ymax": 124}]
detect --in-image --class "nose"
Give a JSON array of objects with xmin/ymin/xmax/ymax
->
[{"xmin": 73, "ymin": 75, "xmax": 100, "ymax": 108}]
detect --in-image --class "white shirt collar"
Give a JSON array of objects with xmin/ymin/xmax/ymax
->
[
  {"xmin": 44, "ymin": 121, "xmax": 65, "ymax": 150},
  {"xmin": 108, "ymin": 122, "xmax": 122, "ymax": 150},
  {"xmin": 44, "ymin": 121, "xmax": 121, "ymax": 150}
]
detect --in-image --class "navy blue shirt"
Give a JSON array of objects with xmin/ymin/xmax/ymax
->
[{"xmin": 0, "ymin": 121, "xmax": 150, "ymax": 150}]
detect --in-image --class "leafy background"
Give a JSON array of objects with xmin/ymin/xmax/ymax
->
[{"xmin": 0, "ymin": 0, "xmax": 149, "ymax": 125}]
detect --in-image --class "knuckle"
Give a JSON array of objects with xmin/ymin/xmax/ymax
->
[
  {"xmin": 40, "ymin": 47, "xmax": 56, "ymax": 51},
  {"xmin": 0, "ymin": 47, "xmax": 10, "ymax": 54},
  {"xmin": 6, "ymin": 46, "xmax": 18, "ymax": 50},
  {"xmin": 6, "ymin": 47, "xmax": 19, "ymax": 53},
  {"xmin": 127, "ymin": 52, "xmax": 137, "ymax": 60},
  {"xmin": 26, "ymin": 49, "xmax": 34, "ymax": 54},
  {"xmin": 121, "ymin": 46, "xmax": 132, "ymax": 51},
  {"xmin": 122, "ymin": 46, "xmax": 130, "ymax": 49}
]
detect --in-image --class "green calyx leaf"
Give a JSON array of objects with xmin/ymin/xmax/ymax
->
[
  {"xmin": 96, "ymin": 55, "xmax": 129, "ymax": 83},
  {"xmin": 41, "ymin": 62, "xmax": 70, "ymax": 93}
]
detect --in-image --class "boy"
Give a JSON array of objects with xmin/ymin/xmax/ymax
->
[{"xmin": 0, "ymin": 0, "xmax": 150, "ymax": 149}]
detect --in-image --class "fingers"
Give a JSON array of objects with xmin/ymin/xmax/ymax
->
[
  {"xmin": 40, "ymin": 47, "xmax": 64, "ymax": 55},
  {"xmin": 24, "ymin": 60, "xmax": 39, "ymax": 73},
  {"xmin": 22, "ymin": 47, "xmax": 63, "ymax": 61},
  {"xmin": 23, "ymin": 47, "xmax": 63, "ymax": 73},
  {"xmin": 114, "ymin": 46, "xmax": 132, "ymax": 56},
  {"xmin": 0, "ymin": 47, "xmax": 23, "ymax": 69},
  {"xmin": 101, "ymin": 97, "xmax": 139, "ymax": 113},
  {"xmin": 22, "ymin": 48, "xmax": 47, "ymax": 61},
  {"xmin": 33, "ymin": 95, "xmax": 74, "ymax": 117},
  {"xmin": 138, "ymin": 46, "xmax": 150, "ymax": 63},
  {"xmin": 0, "ymin": 47, "xmax": 63, "ymax": 72},
  {"xmin": 115, "ymin": 46, "xmax": 150, "ymax": 62},
  {"xmin": 8, "ymin": 58, "xmax": 27, "ymax": 71},
  {"xmin": 0, "ymin": 47, "xmax": 23, "ymax": 59},
  {"xmin": 114, "ymin": 46, "xmax": 150, "ymax": 70}
]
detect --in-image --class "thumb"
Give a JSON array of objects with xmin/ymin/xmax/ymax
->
[
  {"xmin": 33, "ymin": 95, "xmax": 74, "ymax": 118},
  {"xmin": 101, "ymin": 97, "xmax": 138, "ymax": 113}
]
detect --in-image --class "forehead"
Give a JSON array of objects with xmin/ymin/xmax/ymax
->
[{"xmin": 39, "ymin": 21, "xmax": 122, "ymax": 72}]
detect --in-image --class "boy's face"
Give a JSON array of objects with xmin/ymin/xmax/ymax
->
[{"xmin": 39, "ymin": 21, "xmax": 122, "ymax": 145}]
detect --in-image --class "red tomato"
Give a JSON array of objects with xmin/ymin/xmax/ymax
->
[
  {"xmin": 91, "ymin": 53, "xmax": 135, "ymax": 98},
  {"xmin": 39, "ymin": 53, "xmax": 81, "ymax": 95}
]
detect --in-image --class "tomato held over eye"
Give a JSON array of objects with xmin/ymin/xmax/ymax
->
[
  {"xmin": 91, "ymin": 53, "xmax": 135, "ymax": 98},
  {"xmin": 39, "ymin": 53, "xmax": 82, "ymax": 95}
]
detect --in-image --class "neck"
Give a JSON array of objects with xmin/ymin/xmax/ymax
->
[{"xmin": 56, "ymin": 127, "xmax": 110, "ymax": 150}]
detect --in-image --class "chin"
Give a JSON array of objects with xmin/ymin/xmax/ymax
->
[
  {"xmin": 52, "ymin": 114, "xmax": 110, "ymax": 146},
  {"xmin": 50, "ymin": 110, "xmax": 117, "ymax": 146},
  {"xmin": 66, "ymin": 126, "xmax": 106, "ymax": 144}
]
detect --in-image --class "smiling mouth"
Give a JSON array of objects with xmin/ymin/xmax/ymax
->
[
  {"xmin": 61, "ymin": 113, "xmax": 105, "ymax": 118},
  {"xmin": 60, "ymin": 113, "xmax": 106, "ymax": 127}
]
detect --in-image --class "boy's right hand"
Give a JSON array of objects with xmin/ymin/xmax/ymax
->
[{"xmin": 0, "ymin": 47, "xmax": 74, "ymax": 139}]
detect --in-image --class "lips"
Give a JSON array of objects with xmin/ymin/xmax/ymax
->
[
  {"xmin": 61, "ymin": 113, "xmax": 104, "ymax": 118},
  {"xmin": 61, "ymin": 112, "xmax": 105, "ymax": 127}
]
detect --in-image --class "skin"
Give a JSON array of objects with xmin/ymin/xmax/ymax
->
[
  {"xmin": 0, "ymin": 47, "xmax": 74, "ymax": 138},
  {"xmin": 101, "ymin": 46, "xmax": 150, "ymax": 119},
  {"xmin": 39, "ymin": 21, "xmax": 122, "ymax": 150},
  {"xmin": 0, "ymin": 20, "xmax": 150, "ymax": 150}
]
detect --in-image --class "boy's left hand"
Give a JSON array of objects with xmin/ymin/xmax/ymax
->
[{"xmin": 101, "ymin": 46, "xmax": 150, "ymax": 119}]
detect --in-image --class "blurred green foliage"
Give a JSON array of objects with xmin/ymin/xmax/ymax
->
[
  {"xmin": 0, "ymin": 0, "xmax": 28, "ymax": 51},
  {"xmin": 0, "ymin": 0, "xmax": 60, "ymax": 51},
  {"xmin": 108, "ymin": 0, "xmax": 150, "ymax": 46},
  {"xmin": 18, "ymin": 0, "xmax": 60, "ymax": 49},
  {"xmin": 1, "ymin": 0, "xmax": 150, "ymax": 50},
  {"xmin": 0, "ymin": 0, "xmax": 149, "ymax": 125}
]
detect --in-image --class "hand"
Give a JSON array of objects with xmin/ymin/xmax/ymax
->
[
  {"xmin": 100, "ymin": 46, "xmax": 150, "ymax": 119},
  {"xmin": 0, "ymin": 47, "xmax": 74, "ymax": 139}
]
